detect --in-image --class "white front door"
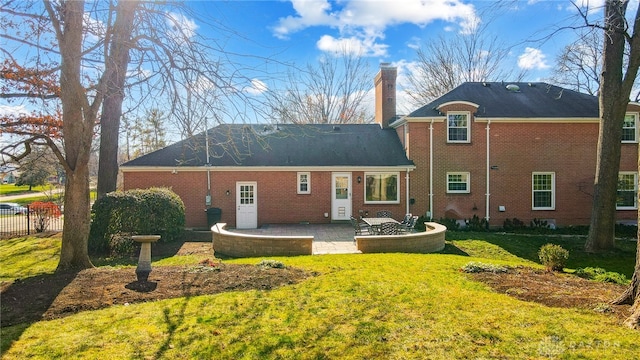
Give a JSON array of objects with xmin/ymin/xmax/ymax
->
[
  {"xmin": 236, "ymin": 182, "xmax": 257, "ymax": 229},
  {"xmin": 331, "ymin": 173, "xmax": 352, "ymax": 221}
]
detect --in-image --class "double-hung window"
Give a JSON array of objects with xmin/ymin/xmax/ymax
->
[
  {"xmin": 447, "ymin": 172, "xmax": 470, "ymax": 193},
  {"xmin": 622, "ymin": 113, "xmax": 638, "ymax": 143},
  {"xmin": 532, "ymin": 172, "xmax": 555, "ymax": 210},
  {"xmin": 365, "ymin": 172, "xmax": 399, "ymax": 203},
  {"xmin": 617, "ymin": 172, "xmax": 637, "ymax": 209},
  {"xmin": 297, "ymin": 172, "xmax": 310, "ymax": 194},
  {"xmin": 447, "ymin": 112, "xmax": 470, "ymax": 143}
]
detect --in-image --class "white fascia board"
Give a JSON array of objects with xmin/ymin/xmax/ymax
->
[
  {"xmin": 437, "ymin": 101, "xmax": 480, "ymax": 110},
  {"xmin": 402, "ymin": 116, "xmax": 446, "ymax": 123},
  {"xmin": 121, "ymin": 165, "xmax": 416, "ymax": 172},
  {"xmin": 474, "ymin": 117, "xmax": 600, "ymax": 123}
]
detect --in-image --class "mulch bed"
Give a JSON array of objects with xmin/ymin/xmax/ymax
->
[
  {"xmin": 468, "ymin": 266, "xmax": 632, "ymax": 322},
  {"xmin": 1, "ymin": 253, "xmax": 311, "ymax": 327}
]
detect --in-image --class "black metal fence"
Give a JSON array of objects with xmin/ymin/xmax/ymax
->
[{"xmin": 0, "ymin": 204, "xmax": 64, "ymax": 238}]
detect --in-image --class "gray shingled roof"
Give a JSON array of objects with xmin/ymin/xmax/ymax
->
[
  {"xmin": 121, "ymin": 123, "xmax": 414, "ymax": 168},
  {"xmin": 407, "ymin": 82, "xmax": 599, "ymax": 119}
]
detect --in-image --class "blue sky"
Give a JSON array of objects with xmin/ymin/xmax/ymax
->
[
  {"xmin": 182, "ymin": 0, "xmax": 623, "ymax": 116},
  {"xmin": 1, "ymin": 0, "xmax": 635, "ymax": 130}
]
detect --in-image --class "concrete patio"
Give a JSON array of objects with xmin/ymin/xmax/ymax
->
[{"xmin": 230, "ymin": 223, "xmax": 359, "ymax": 255}]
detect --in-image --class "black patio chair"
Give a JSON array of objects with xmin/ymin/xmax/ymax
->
[
  {"xmin": 379, "ymin": 221, "xmax": 399, "ymax": 235},
  {"xmin": 399, "ymin": 215, "xmax": 419, "ymax": 234},
  {"xmin": 350, "ymin": 216, "xmax": 373, "ymax": 236},
  {"xmin": 400, "ymin": 213, "xmax": 412, "ymax": 225},
  {"xmin": 376, "ymin": 210, "xmax": 393, "ymax": 218}
]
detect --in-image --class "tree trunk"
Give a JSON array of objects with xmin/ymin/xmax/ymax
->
[
  {"xmin": 53, "ymin": 0, "xmax": 95, "ymax": 272},
  {"xmin": 57, "ymin": 164, "xmax": 93, "ymax": 271},
  {"xmin": 97, "ymin": 1, "xmax": 139, "ymax": 199},
  {"xmin": 585, "ymin": 1, "xmax": 628, "ymax": 252},
  {"xmin": 614, "ymin": 237, "xmax": 640, "ymax": 328}
]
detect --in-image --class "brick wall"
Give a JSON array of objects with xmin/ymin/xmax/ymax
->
[
  {"xmin": 405, "ymin": 103, "xmax": 640, "ymax": 227},
  {"xmin": 123, "ymin": 169, "xmax": 410, "ymax": 228},
  {"xmin": 212, "ymin": 223, "xmax": 312, "ymax": 257}
]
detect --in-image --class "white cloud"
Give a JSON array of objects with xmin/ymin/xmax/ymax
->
[
  {"xmin": 316, "ymin": 35, "xmax": 388, "ymax": 57},
  {"xmin": 166, "ymin": 12, "xmax": 198, "ymax": 41},
  {"xmin": 273, "ymin": 0, "xmax": 337, "ymax": 38},
  {"xmin": 83, "ymin": 12, "xmax": 106, "ymax": 43},
  {"xmin": 518, "ymin": 47, "xmax": 550, "ymax": 70},
  {"xmin": 0, "ymin": 104, "xmax": 30, "ymax": 117},
  {"xmin": 406, "ymin": 37, "xmax": 421, "ymax": 51},
  {"xmin": 273, "ymin": 0, "xmax": 479, "ymax": 57},
  {"xmin": 244, "ymin": 78, "xmax": 268, "ymax": 95}
]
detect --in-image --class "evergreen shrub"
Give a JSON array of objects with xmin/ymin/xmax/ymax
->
[
  {"xmin": 89, "ymin": 187, "xmax": 185, "ymax": 255},
  {"xmin": 538, "ymin": 243, "xmax": 569, "ymax": 272}
]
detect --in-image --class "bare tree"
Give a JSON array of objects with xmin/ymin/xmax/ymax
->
[
  {"xmin": 122, "ymin": 109, "xmax": 167, "ymax": 159},
  {"xmin": 264, "ymin": 50, "xmax": 372, "ymax": 124},
  {"xmin": 96, "ymin": 0, "xmax": 139, "ymax": 200},
  {"xmin": 551, "ymin": 29, "xmax": 603, "ymax": 95},
  {"xmin": 2, "ymin": 0, "xmax": 140, "ymax": 269},
  {"xmin": 551, "ymin": 26, "xmax": 640, "ymax": 99},
  {"xmin": 96, "ymin": 3, "xmax": 275, "ymax": 197},
  {"xmin": 2, "ymin": 1, "xmax": 281, "ymax": 271},
  {"xmin": 561, "ymin": 0, "xmax": 640, "ymax": 329},
  {"xmin": 584, "ymin": 0, "xmax": 640, "ymax": 255},
  {"xmin": 405, "ymin": 5, "xmax": 524, "ymax": 106}
]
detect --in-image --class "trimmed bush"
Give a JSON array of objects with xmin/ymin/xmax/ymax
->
[
  {"xmin": 89, "ymin": 187, "xmax": 185, "ymax": 255},
  {"xmin": 465, "ymin": 214, "xmax": 488, "ymax": 231},
  {"xmin": 538, "ymin": 243, "xmax": 569, "ymax": 272}
]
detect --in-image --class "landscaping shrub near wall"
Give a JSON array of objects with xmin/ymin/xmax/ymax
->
[{"xmin": 89, "ymin": 188, "xmax": 185, "ymax": 255}]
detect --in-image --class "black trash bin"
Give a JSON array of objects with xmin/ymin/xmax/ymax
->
[{"xmin": 206, "ymin": 207, "xmax": 222, "ymax": 228}]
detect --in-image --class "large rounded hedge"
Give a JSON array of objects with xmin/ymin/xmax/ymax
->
[{"xmin": 89, "ymin": 187, "xmax": 185, "ymax": 255}]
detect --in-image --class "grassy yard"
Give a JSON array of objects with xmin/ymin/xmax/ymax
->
[
  {"xmin": 1, "ymin": 232, "xmax": 639, "ymax": 359},
  {"xmin": 0, "ymin": 184, "xmax": 48, "ymax": 196}
]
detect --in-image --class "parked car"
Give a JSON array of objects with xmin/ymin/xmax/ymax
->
[{"xmin": 0, "ymin": 202, "xmax": 28, "ymax": 215}]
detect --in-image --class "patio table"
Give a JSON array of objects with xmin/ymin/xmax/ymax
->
[
  {"xmin": 361, "ymin": 217, "xmax": 400, "ymax": 227},
  {"xmin": 361, "ymin": 217, "xmax": 400, "ymax": 235}
]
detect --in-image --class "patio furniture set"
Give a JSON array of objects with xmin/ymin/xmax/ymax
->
[{"xmin": 350, "ymin": 211, "xmax": 419, "ymax": 236}]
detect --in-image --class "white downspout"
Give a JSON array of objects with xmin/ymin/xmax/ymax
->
[
  {"xmin": 205, "ymin": 118, "xmax": 212, "ymax": 207},
  {"xmin": 429, "ymin": 119, "xmax": 434, "ymax": 219},
  {"xmin": 404, "ymin": 122, "xmax": 411, "ymax": 215},
  {"xmin": 485, "ymin": 120, "xmax": 491, "ymax": 224},
  {"xmin": 405, "ymin": 169, "xmax": 410, "ymax": 215}
]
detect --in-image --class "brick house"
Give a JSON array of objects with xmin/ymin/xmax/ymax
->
[
  {"xmin": 121, "ymin": 123, "xmax": 415, "ymax": 229},
  {"xmin": 121, "ymin": 64, "xmax": 639, "ymax": 229},
  {"xmin": 382, "ymin": 66, "xmax": 640, "ymax": 228}
]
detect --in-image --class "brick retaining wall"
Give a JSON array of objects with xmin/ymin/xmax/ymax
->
[
  {"xmin": 355, "ymin": 222, "xmax": 446, "ymax": 253},
  {"xmin": 212, "ymin": 223, "xmax": 313, "ymax": 257}
]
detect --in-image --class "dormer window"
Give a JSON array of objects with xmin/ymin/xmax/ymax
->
[{"xmin": 447, "ymin": 112, "xmax": 470, "ymax": 143}]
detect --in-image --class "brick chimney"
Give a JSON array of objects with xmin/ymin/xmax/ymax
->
[{"xmin": 374, "ymin": 63, "xmax": 397, "ymax": 128}]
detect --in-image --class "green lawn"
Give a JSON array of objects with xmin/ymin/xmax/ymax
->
[
  {"xmin": 0, "ymin": 184, "xmax": 48, "ymax": 196},
  {"xmin": 1, "ymin": 232, "xmax": 639, "ymax": 359}
]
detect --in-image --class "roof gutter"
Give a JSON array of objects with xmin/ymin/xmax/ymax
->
[{"xmin": 120, "ymin": 165, "xmax": 417, "ymax": 172}]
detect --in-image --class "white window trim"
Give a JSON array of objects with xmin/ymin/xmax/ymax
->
[
  {"xmin": 297, "ymin": 172, "xmax": 310, "ymax": 194},
  {"xmin": 446, "ymin": 172, "xmax": 470, "ymax": 194},
  {"xmin": 617, "ymin": 171, "xmax": 638, "ymax": 210},
  {"xmin": 447, "ymin": 111, "xmax": 471, "ymax": 143},
  {"xmin": 364, "ymin": 172, "xmax": 400, "ymax": 204},
  {"xmin": 532, "ymin": 172, "xmax": 555, "ymax": 210},
  {"xmin": 622, "ymin": 112, "xmax": 639, "ymax": 143}
]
